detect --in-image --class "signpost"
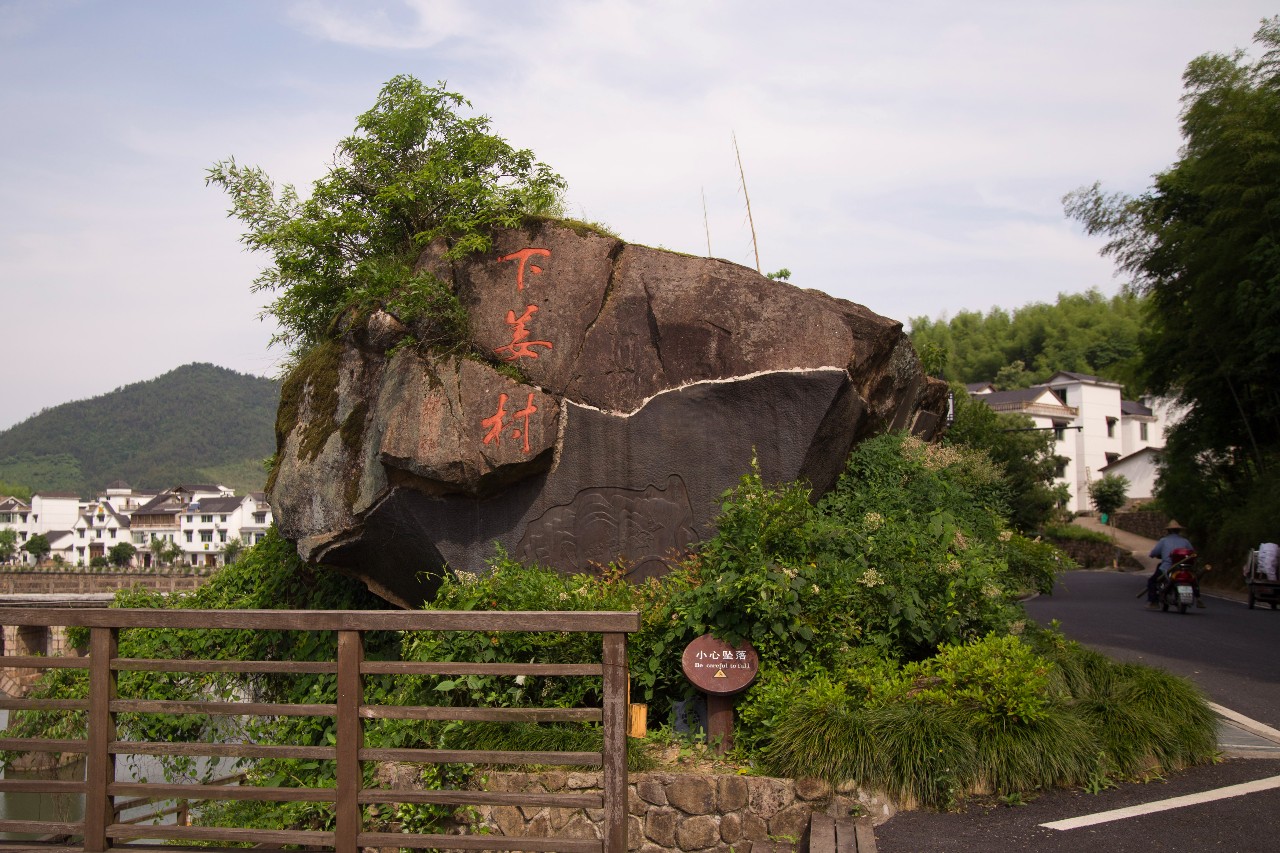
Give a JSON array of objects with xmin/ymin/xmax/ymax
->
[{"xmin": 680, "ymin": 634, "xmax": 758, "ymax": 753}]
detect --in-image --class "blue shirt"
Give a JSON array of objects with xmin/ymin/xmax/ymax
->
[{"xmin": 1149, "ymin": 533, "xmax": 1193, "ymax": 573}]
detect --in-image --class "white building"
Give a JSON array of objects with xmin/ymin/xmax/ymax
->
[
  {"xmin": 970, "ymin": 372, "xmax": 1177, "ymax": 514},
  {"xmin": 0, "ymin": 482, "xmax": 272, "ymax": 568}
]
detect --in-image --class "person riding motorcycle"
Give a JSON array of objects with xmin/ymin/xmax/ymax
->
[{"xmin": 1147, "ymin": 520, "xmax": 1203, "ymax": 609}]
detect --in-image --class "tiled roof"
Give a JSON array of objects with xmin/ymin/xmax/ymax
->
[
  {"xmin": 133, "ymin": 492, "xmax": 184, "ymax": 514},
  {"xmin": 979, "ymin": 388, "xmax": 1049, "ymax": 405},
  {"xmin": 194, "ymin": 496, "xmax": 246, "ymax": 513},
  {"xmin": 1121, "ymin": 400, "xmax": 1154, "ymax": 417}
]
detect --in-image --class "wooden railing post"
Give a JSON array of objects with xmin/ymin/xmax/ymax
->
[
  {"xmin": 602, "ymin": 632, "xmax": 628, "ymax": 853},
  {"xmin": 335, "ymin": 629, "xmax": 363, "ymax": 853},
  {"xmin": 84, "ymin": 625, "xmax": 117, "ymax": 851}
]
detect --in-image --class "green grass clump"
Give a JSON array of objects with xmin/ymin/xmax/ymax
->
[
  {"xmin": 864, "ymin": 702, "xmax": 976, "ymax": 809},
  {"xmin": 1042, "ymin": 523, "xmax": 1115, "ymax": 544},
  {"xmin": 760, "ymin": 685, "xmax": 877, "ymax": 787},
  {"xmin": 971, "ymin": 707, "xmax": 1096, "ymax": 794},
  {"xmin": 749, "ymin": 627, "xmax": 1218, "ymax": 810}
]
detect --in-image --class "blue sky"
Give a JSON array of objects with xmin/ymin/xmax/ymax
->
[{"xmin": 0, "ymin": 0, "xmax": 1274, "ymax": 429}]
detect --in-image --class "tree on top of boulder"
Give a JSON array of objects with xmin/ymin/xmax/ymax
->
[{"xmin": 207, "ymin": 75, "xmax": 567, "ymax": 359}]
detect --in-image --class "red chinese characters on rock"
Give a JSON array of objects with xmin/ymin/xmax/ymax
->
[
  {"xmin": 482, "ymin": 247, "xmax": 555, "ymax": 454},
  {"xmin": 498, "ymin": 248, "xmax": 550, "ymax": 292},
  {"xmin": 480, "ymin": 392, "xmax": 540, "ymax": 455},
  {"xmin": 494, "ymin": 305, "xmax": 553, "ymax": 361}
]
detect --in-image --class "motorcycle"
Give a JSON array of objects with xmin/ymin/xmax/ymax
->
[{"xmin": 1155, "ymin": 548, "xmax": 1199, "ymax": 614}]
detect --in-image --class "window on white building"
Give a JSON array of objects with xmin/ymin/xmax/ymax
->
[
  {"xmin": 1106, "ymin": 417, "xmax": 1117, "ymax": 438},
  {"xmin": 201, "ymin": 515, "xmax": 213, "ymax": 523},
  {"xmin": 219, "ymin": 531, "xmax": 227, "ymax": 543},
  {"xmin": 1140, "ymin": 422, "xmax": 1149, "ymax": 441},
  {"xmin": 200, "ymin": 531, "xmax": 213, "ymax": 543},
  {"xmin": 185, "ymin": 531, "xmax": 193, "ymax": 543}
]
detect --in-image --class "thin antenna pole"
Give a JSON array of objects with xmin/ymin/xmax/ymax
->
[
  {"xmin": 702, "ymin": 186, "xmax": 712, "ymax": 257},
  {"xmin": 732, "ymin": 132, "xmax": 761, "ymax": 273}
]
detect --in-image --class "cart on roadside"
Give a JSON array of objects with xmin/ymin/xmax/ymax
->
[{"xmin": 1244, "ymin": 545, "xmax": 1280, "ymax": 609}]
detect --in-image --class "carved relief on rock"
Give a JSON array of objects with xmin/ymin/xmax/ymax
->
[{"xmin": 517, "ymin": 476, "xmax": 696, "ymax": 582}]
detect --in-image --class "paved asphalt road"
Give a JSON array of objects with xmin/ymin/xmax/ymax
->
[
  {"xmin": 874, "ymin": 569, "xmax": 1280, "ymax": 852},
  {"xmin": 1025, "ymin": 569, "xmax": 1280, "ymax": 728}
]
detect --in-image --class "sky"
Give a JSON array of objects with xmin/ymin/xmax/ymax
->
[{"xmin": 0, "ymin": 1, "xmax": 1275, "ymax": 430}]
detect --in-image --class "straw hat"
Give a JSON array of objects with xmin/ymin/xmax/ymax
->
[{"xmin": 1166, "ymin": 520, "xmax": 1184, "ymax": 530}]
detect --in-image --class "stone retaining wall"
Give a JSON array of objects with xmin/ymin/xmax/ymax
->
[
  {"xmin": 1112, "ymin": 511, "xmax": 1169, "ymax": 541},
  {"xmin": 374, "ymin": 766, "xmax": 891, "ymax": 853},
  {"xmin": 1047, "ymin": 538, "xmax": 1143, "ymax": 570},
  {"xmin": 0, "ymin": 571, "xmax": 207, "ymax": 595}
]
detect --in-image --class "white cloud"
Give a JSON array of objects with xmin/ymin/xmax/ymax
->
[{"xmin": 0, "ymin": 0, "xmax": 1274, "ymax": 429}]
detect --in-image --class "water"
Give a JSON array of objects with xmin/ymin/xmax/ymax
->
[{"xmin": 0, "ymin": 710, "xmax": 231, "ymax": 839}]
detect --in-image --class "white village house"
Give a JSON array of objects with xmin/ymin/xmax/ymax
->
[
  {"xmin": 969, "ymin": 371, "xmax": 1182, "ymax": 514},
  {"xmin": 0, "ymin": 482, "xmax": 272, "ymax": 568}
]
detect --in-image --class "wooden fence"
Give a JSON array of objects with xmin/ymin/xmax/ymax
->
[{"xmin": 0, "ymin": 607, "xmax": 640, "ymax": 853}]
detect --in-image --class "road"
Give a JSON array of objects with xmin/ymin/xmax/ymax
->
[
  {"xmin": 875, "ymin": 568, "xmax": 1280, "ymax": 852},
  {"xmin": 1024, "ymin": 569, "xmax": 1280, "ymax": 728}
]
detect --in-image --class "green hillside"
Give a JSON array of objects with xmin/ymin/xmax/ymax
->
[{"xmin": 0, "ymin": 364, "xmax": 280, "ymax": 497}]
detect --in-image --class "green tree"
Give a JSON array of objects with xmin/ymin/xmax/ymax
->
[
  {"xmin": 909, "ymin": 289, "xmax": 1146, "ymax": 393},
  {"xmin": 108, "ymin": 542, "xmax": 137, "ymax": 569},
  {"xmin": 0, "ymin": 528, "xmax": 17, "ymax": 563},
  {"xmin": 1064, "ymin": 19, "xmax": 1280, "ymax": 557},
  {"xmin": 208, "ymin": 75, "xmax": 567, "ymax": 359},
  {"xmin": 149, "ymin": 536, "xmax": 168, "ymax": 570},
  {"xmin": 1088, "ymin": 474, "xmax": 1130, "ymax": 519},
  {"xmin": 942, "ymin": 389, "xmax": 1067, "ymax": 531},
  {"xmin": 22, "ymin": 533, "xmax": 50, "ymax": 564},
  {"xmin": 993, "ymin": 359, "xmax": 1035, "ymax": 390},
  {"xmin": 0, "ymin": 481, "xmax": 32, "ymax": 502},
  {"xmin": 222, "ymin": 537, "xmax": 244, "ymax": 565}
]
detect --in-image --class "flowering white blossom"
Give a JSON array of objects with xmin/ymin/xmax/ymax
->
[{"xmin": 859, "ymin": 568, "xmax": 884, "ymax": 588}]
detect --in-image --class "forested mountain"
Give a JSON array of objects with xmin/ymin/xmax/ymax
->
[
  {"xmin": 908, "ymin": 289, "xmax": 1148, "ymax": 395},
  {"xmin": 0, "ymin": 364, "xmax": 280, "ymax": 497}
]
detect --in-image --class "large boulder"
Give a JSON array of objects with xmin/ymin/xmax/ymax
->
[{"xmin": 268, "ymin": 222, "xmax": 948, "ymax": 606}]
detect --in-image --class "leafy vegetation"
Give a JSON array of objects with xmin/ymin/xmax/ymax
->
[
  {"xmin": 1088, "ymin": 474, "xmax": 1130, "ymax": 519},
  {"xmin": 941, "ymin": 385, "xmax": 1067, "ymax": 531},
  {"xmin": 208, "ymin": 75, "xmax": 566, "ymax": 361},
  {"xmin": 0, "ymin": 363, "xmax": 277, "ymax": 496},
  {"xmin": 20, "ymin": 533, "xmax": 49, "ymax": 562},
  {"xmin": 1064, "ymin": 19, "xmax": 1280, "ymax": 564},
  {"xmin": 1041, "ymin": 523, "xmax": 1114, "ymax": 545},
  {"xmin": 7, "ymin": 432, "xmax": 1212, "ymax": 828},
  {"xmin": 909, "ymin": 289, "xmax": 1147, "ymax": 394}
]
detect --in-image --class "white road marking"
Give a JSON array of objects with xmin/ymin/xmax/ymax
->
[
  {"xmin": 1208, "ymin": 702, "xmax": 1280, "ymax": 744},
  {"xmin": 1041, "ymin": 775, "xmax": 1280, "ymax": 830}
]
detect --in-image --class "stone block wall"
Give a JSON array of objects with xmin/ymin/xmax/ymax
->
[
  {"xmin": 1112, "ymin": 511, "xmax": 1169, "ymax": 541},
  {"xmin": 1047, "ymin": 538, "xmax": 1143, "ymax": 570},
  {"xmin": 372, "ymin": 766, "xmax": 892, "ymax": 853},
  {"xmin": 0, "ymin": 570, "xmax": 206, "ymax": 595}
]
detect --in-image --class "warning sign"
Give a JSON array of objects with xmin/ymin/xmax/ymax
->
[{"xmin": 680, "ymin": 634, "xmax": 759, "ymax": 696}]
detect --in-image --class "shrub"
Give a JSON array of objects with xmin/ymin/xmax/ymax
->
[
  {"xmin": 1089, "ymin": 474, "xmax": 1130, "ymax": 518},
  {"xmin": 1042, "ymin": 523, "xmax": 1114, "ymax": 544}
]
